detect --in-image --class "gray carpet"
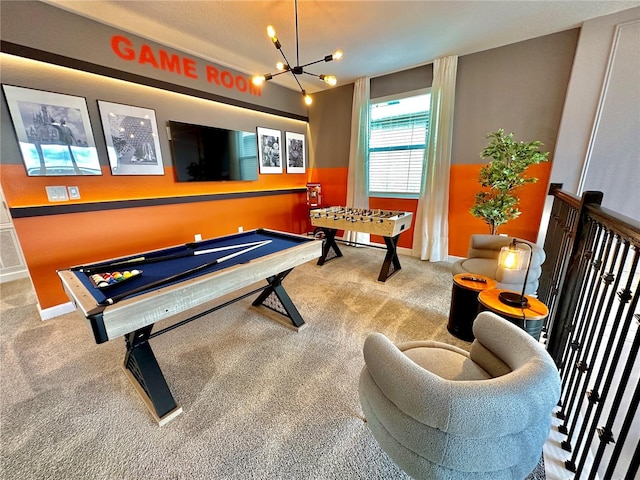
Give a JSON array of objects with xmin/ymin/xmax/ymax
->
[{"xmin": 0, "ymin": 245, "xmax": 544, "ymax": 479}]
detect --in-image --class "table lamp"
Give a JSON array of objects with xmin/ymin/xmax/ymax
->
[{"xmin": 497, "ymin": 239, "xmax": 532, "ymax": 307}]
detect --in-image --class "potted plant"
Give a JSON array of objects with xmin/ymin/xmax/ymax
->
[{"xmin": 471, "ymin": 129, "xmax": 549, "ymax": 234}]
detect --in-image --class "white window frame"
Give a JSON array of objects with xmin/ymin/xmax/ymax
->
[{"xmin": 367, "ymin": 88, "xmax": 431, "ymax": 199}]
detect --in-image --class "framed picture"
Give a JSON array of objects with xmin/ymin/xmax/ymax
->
[
  {"xmin": 2, "ymin": 85, "xmax": 101, "ymax": 176},
  {"xmin": 98, "ymin": 101, "xmax": 164, "ymax": 175},
  {"xmin": 256, "ymin": 127, "xmax": 282, "ymax": 174},
  {"xmin": 285, "ymin": 131, "xmax": 306, "ymax": 173}
]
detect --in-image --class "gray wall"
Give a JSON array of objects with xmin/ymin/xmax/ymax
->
[
  {"xmin": 370, "ymin": 64, "xmax": 433, "ymax": 100},
  {"xmin": 311, "ymin": 29, "xmax": 579, "ymax": 172},
  {"xmin": 308, "ymin": 83, "xmax": 354, "ymax": 170},
  {"xmin": 452, "ymin": 29, "xmax": 580, "ymax": 166},
  {"xmin": 0, "ymin": 55, "xmax": 307, "ymax": 173},
  {"xmin": 0, "ymin": 0, "xmax": 306, "ymax": 118}
]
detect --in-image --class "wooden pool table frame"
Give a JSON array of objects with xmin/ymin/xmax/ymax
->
[{"xmin": 58, "ymin": 229, "xmax": 322, "ymax": 425}]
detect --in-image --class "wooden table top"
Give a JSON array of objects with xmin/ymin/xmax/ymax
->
[
  {"xmin": 478, "ymin": 288, "xmax": 549, "ymax": 320},
  {"xmin": 453, "ymin": 273, "xmax": 497, "ymax": 292}
]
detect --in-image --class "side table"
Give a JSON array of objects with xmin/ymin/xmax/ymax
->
[
  {"xmin": 477, "ymin": 288, "xmax": 549, "ymax": 340},
  {"xmin": 447, "ymin": 274, "xmax": 497, "ymax": 341}
]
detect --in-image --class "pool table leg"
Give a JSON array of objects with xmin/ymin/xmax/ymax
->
[
  {"xmin": 378, "ymin": 234, "xmax": 402, "ymax": 282},
  {"xmin": 123, "ymin": 325, "xmax": 182, "ymax": 425},
  {"xmin": 252, "ymin": 269, "xmax": 305, "ymax": 328}
]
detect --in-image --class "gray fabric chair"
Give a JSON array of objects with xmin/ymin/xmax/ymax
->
[
  {"xmin": 452, "ymin": 234, "xmax": 545, "ymax": 295},
  {"xmin": 359, "ymin": 311, "xmax": 560, "ymax": 479}
]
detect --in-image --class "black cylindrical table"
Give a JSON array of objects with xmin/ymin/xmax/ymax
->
[{"xmin": 448, "ymin": 274, "xmax": 496, "ymax": 341}]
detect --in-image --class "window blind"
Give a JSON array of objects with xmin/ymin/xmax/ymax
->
[{"xmin": 368, "ymin": 94, "xmax": 430, "ymax": 196}]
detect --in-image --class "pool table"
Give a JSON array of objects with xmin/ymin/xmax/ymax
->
[{"xmin": 58, "ymin": 228, "xmax": 321, "ymax": 424}]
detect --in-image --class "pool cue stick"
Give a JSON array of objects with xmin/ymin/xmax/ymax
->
[
  {"xmin": 79, "ymin": 240, "xmax": 271, "ymax": 274},
  {"xmin": 99, "ymin": 240, "xmax": 272, "ymax": 306}
]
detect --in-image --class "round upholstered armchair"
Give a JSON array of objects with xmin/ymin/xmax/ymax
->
[
  {"xmin": 452, "ymin": 234, "xmax": 546, "ymax": 295},
  {"xmin": 359, "ymin": 311, "xmax": 560, "ymax": 479}
]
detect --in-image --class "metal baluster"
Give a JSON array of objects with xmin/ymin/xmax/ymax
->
[
  {"xmin": 579, "ymin": 242, "xmax": 637, "ymax": 477},
  {"xmin": 566, "ymin": 232, "xmax": 625, "ymax": 473},
  {"xmin": 557, "ymin": 222, "xmax": 605, "ymax": 428},
  {"xmin": 598, "ymin": 310, "xmax": 639, "ymax": 480}
]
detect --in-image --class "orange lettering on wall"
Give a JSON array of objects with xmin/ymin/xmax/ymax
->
[
  {"xmin": 183, "ymin": 58, "xmax": 198, "ymax": 79},
  {"xmin": 206, "ymin": 65, "xmax": 219, "ymax": 84},
  {"xmin": 235, "ymin": 76, "xmax": 247, "ymax": 92},
  {"xmin": 159, "ymin": 50, "xmax": 181, "ymax": 74},
  {"xmin": 110, "ymin": 35, "xmax": 258, "ymax": 96},
  {"xmin": 249, "ymin": 82, "xmax": 262, "ymax": 96},
  {"xmin": 221, "ymin": 71, "xmax": 234, "ymax": 89},
  {"xmin": 111, "ymin": 35, "xmax": 135, "ymax": 61},
  {"xmin": 138, "ymin": 44, "xmax": 159, "ymax": 68}
]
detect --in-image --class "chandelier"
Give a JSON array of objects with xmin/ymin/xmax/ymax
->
[{"xmin": 251, "ymin": 0, "xmax": 343, "ymax": 105}]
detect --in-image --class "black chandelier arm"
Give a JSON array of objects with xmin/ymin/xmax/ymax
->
[
  {"xmin": 302, "ymin": 71, "xmax": 331, "ymax": 81},
  {"xmin": 288, "ymin": 70, "xmax": 305, "ymax": 93},
  {"xmin": 298, "ymin": 56, "xmax": 334, "ymax": 69},
  {"xmin": 265, "ymin": 70, "xmax": 289, "ymax": 79},
  {"xmin": 277, "ymin": 48, "xmax": 294, "ymax": 72}
]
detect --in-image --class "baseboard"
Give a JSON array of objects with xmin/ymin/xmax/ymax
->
[
  {"xmin": 0, "ymin": 269, "xmax": 30, "ymax": 283},
  {"xmin": 38, "ymin": 301, "xmax": 76, "ymax": 321}
]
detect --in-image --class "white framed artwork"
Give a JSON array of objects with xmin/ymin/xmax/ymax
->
[
  {"xmin": 285, "ymin": 131, "xmax": 306, "ymax": 174},
  {"xmin": 256, "ymin": 127, "xmax": 283, "ymax": 174},
  {"xmin": 97, "ymin": 101, "xmax": 164, "ymax": 175}
]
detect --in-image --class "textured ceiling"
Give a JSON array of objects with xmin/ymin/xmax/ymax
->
[{"xmin": 45, "ymin": 0, "xmax": 639, "ymax": 93}]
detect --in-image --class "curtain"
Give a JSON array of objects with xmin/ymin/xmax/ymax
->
[
  {"xmin": 345, "ymin": 77, "xmax": 370, "ymax": 244},
  {"xmin": 412, "ymin": 55, "xmax": 458, "ymax": 261}
]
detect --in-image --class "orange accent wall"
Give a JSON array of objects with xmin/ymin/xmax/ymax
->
[
  {"xmin": 2, "ymin": 164, "xmax": 309, "ymax": 310},
  {"xmin": 12, "ymin": 192, "xmax": 307, "ymax": 310},
  {"xmin": 307, "ymin": 167, "xmax": 349, "ymax": 207},
  {"xmin": 1, "ymin": 165, "xmax": 307, "ymax": 207},
  {"xmin": 3, "ymin": 158, "xmax": 551, "ymax": 310},
  {"xmin": 307, "ymin": 162, "xmax": 551, "ymax": 258},
  {"xmin": 448, "ymin": 162, "xmax": 552, "ymax": 257}
]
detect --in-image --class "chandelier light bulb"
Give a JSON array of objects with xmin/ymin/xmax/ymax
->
[
  {"xmin": 252, "ymin": 74, "xmax": 272, "ymax": 86},
  {"xmin": 320, "ymin": 75, "xmax": 337, "ymax": 86},
  {"xmin": 254, "ymin": 3, "xmax": 344, "ymax": 106}
]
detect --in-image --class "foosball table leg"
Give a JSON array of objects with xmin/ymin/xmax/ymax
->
[
  {"xmin": 378, "ymin": 234, "xmax": 402, "ymax": 282},
  {"xmin": 317, "ymin": 228, "xmax": 342, "ymax": 265}
]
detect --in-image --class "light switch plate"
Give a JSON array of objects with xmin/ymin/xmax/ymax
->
[
  {"xmin": 68, "ymin": 186, "xmax": 80, "ymax": 199},
  {"xmin": 46, "ymin": 186, "xmax": 69, "ymax": 202}
]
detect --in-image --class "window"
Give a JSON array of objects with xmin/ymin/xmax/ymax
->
[{"xmin": 368, "ymin": 91, "xmax": 431, "ymax": 197}]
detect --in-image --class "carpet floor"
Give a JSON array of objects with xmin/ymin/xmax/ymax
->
[{"xmin": 0, "ymin": 245, "xmax": 545, "ymax": 479}]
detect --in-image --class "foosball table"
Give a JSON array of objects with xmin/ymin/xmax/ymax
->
[{"xmin": 309, "ymin": 206, "xmax": 413, "ymax": 281}]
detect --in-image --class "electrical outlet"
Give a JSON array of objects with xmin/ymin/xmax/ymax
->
[
  {"xmin": 45, "ymin": 186, "xmax": 69, "ymax": 202},
  {"xmin": 238, "ymin": 226, "xmax": 243, "ymax": 232},
  {"xmin": 68, "ymin": 186, "xmax": 80, "ymax": 199},
  {"xmin": 194, "ymin": 234, "xmax": 202, "ymax": 242}
]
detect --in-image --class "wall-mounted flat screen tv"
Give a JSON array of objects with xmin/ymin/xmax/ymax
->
[{"xmin": 168, "ymin": 121, "xmax": 258, "ymax": 182}]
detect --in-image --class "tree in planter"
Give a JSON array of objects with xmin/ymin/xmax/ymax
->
[{"xmin": 471, "ymin": 129, "xmax": 549, "ymax": 235}]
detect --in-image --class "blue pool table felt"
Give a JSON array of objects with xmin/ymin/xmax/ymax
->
[{"xmin": 74, "ymin": 230, "xmax": 306, "ymax": 305}]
